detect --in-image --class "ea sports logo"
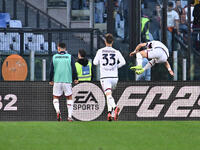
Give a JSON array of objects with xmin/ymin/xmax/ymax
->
[{"xmin": 72, "ymin": 83, "xmax": 105, "ymax": 121}]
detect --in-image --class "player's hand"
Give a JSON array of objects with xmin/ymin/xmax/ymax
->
[
  {"xmin": 129, "ymin": 50, "xmax": 137, "ymax": 57},
  {"xmin": 74, "ymin": 80, "xmax": 79, "ymax": 84},
  {"xmin": 49, "ymin": 81, "xmax": 54, "ymax": 85},
  {"xmin": 169, "ymin": 70, "xmax": 174, "ymax": 76}
]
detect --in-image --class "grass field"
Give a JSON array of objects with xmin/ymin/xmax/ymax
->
[{"xmin": 0, "ymin": 121, "xmax": 200, "ymax": 150}]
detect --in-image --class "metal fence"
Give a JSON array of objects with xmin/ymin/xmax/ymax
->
[
  {"xmin": 0, "ymin": 28, "xmax": 97, "ymax": 56},
  {"xmin": 0, "ymin": 28, "xmax": 104, "ymax": 81}
]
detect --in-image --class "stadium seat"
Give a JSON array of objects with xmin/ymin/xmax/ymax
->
[
  {"xmin": 0, "ymin": 13, "xmax": 10, "ymax": 23},
  {"xmin": 12, "ymin": 43, "xmax": 20, "ymax": 51},
  {"xmin": 0, "ymin": 13, "xmax": 10, "ymax": 28},
  {"xmin": 0, "ymin": 19, "xmax": 6, "ymax": 28},
  {"xmin": 24, "ymin": 33, "xmax": 34, "ymax": 43},
  {"xmin": 32, "ymin": 34, "xmax": 45, "ymax": 44},
  {"xmin": 0, "ymin": 32, "xmax": 4, "ymax": 42},
  {"xmin": 28, "ymin": 42, "xmax": 41, "ymax": 51},
  {"xmin": 7, "ymin": 33, "xmax": 20, "ymax": 43},
  {"xmin": 52, "ymin": 42, "xmax": 56, "ymax": 51},
  {"xmin": 0, "ymin": 42, "xmax": 10, "ymax": 51},
  {"xmin": 9, "ymin": 20, "xmax": 22, "ymax": 28}
]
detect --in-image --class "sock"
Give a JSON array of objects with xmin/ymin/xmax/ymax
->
[
  {"xmin": 53, "ymin": 99, "xmax": 60, "ymax": 114},
  {"xmin": 106, "ymin": 97, "xmax": 112, "ymax": 112},
  {"xmin": 67, "ymin": 100, "xmax": 74, "ymax": 118},
  {"xmin": 136, "ymin": 53, "xmax": 143, "ymax": 66},
  {"xmin": 106, "ymin": 95, "xmax": 116, "ymax": 110},
  {"xmin": 144, "ymin": 59, "xmax": 156, "ymax": 71}
]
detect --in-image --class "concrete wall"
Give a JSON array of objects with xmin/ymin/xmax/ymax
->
[
  {"xmin": 26, "ymin": 0, "xmax": 47, "ymax": 12},
  {"xmin": 47, "ymin": 7, "xmax": 67, "ymax": 26}
]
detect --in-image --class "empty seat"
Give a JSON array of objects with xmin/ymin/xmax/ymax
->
[
  {"xmin": 24, "ymin": 33, "xmax": 34, "ymax": 43},
  {"xmin": 7, "ymin": 33, "xmax": 20, "ymax": 43},
  {"xmin": 0, "ymin": 19, "xmax": 6, "ymax": 28},
  {"xmin": 52, "ymin": 42, "xmax": 56, "ymax": 51},
  {"xmin": 0, "ymin": 13, "xmax": 10, "ymax": 23},
  {"xmin": 0, "ymin": 42, "xmax": 10, "ymax": 51},
  {"xmin": 0, "ymin": 32, "xmax": 5, "ymax": 42},
  {"xmin": 9, "ymin": 20, "xmax": 22, "ymax": 28},
  {"xmin": 32, "ymin": 34, "xmax": 45, "ymax": 44},
  {"xmin": 0, "ymin": 13, "xmax": 10, "ymax": 28}
]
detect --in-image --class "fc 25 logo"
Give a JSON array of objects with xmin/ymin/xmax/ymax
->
[
  {"xmin": 72, "ymin": 83, "xmax": 200, "ymax": 121},
  {"xmin": 118, "ymin": 86, "xmax": 200, "ymax": 118}
]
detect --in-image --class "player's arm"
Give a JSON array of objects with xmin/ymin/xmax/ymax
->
[
  {"xmin": 49, "ymin": 59, "xmax": 54, "ymax": 85},
  {"xmin": 71, "ymin": 56, "xmax": 79, "ymax": 84},
  {"xmin": 93, "ymin": 50, "xmax": 100, "ymax": 65},
  {"xmin": 165, "ymin": 61, "xmax": 174, "ymax": 76},
  {"xmin": 129, "ymin": 43, "xmax": 147, "ymax": 56},
  {"xmin": 117, "ymin": 51, "xmax": 126, "ymax": 68}
]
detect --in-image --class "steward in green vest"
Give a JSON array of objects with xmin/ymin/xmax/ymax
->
[
  {"xmin": 141, "ymin": 16, "xmax": 150, "ymax": 42},
  {"xmin": 75, "ymin": 49, "xmax": 92, "ymax": 81}
]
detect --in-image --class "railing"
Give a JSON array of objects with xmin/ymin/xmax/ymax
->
[
  {"xmin": 172, "ymin": 28, "xmax": 200, "ymax": 80},
  {"xmin": 1, "ymin": 0, "xmax": 67, "ymax": 28},
  {"xmin": 0, "ymin": 27, "xmax": 101, "ymax": 81},
  {"xmin": 0, "ymin": 28, "xmax": 96, "ymax": 56}
]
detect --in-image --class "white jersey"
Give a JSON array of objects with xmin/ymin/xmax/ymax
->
[
  {"xmin": 93, "ymin": 46, "xmax": 126, "ymax": 79},
  {"xmin": 146, "ymin": 40, "xmax": 169, "ymax": 57}
]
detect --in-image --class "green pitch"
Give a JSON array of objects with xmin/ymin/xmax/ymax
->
[{"xmin": 0, "ymin": 121, "xmax": 200, "ymax": 150}]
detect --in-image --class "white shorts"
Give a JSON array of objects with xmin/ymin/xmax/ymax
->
[
  {"xmin": 146, "ymin": 48, "xmax": 168, "ymax": 63},
  {"xmin": 100, "ymin": 78, "xmax": 118, "ymax": 93},
  {"xmin": 53, "ymin": 83, "xmax": 72, "ymax": 97}
]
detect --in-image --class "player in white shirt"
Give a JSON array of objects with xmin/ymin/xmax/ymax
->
[
  {"xmin": 93, "ymin": 33, "xmax": 126, "ymax": 121},
  {"xmin": 129, "ymin": 40, "xmax": 174, "ymax": 76}
]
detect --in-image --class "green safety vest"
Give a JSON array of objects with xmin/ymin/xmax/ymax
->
[
  {"xmin": 53, "ymin": 53, "xmax": 72, "ymax": 83},
  {"xmin": 75, "ymin": 61, "xmax": 92, "ymax": 81},
  {"xmin": 141, "ymin": 17, "xmax": 150, "ymax": 41}
]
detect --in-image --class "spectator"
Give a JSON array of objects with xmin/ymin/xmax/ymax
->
[
  {"xmin": 141, "ymin": 15, "xmax": 150, "ymax": 42},
  {"xmin": 174, "ymin": 0, "xmax": 187, "ymax": 33},
  {"xmin": 72, "ymin": 0, "xmax": 81, "ymax": 10},
  {"xmin": 167, "ymin": 1, "xmax": 180, "ymax": 53},
  {"xmin": 95, "ymin": 0, "xmax": 105, "ymax": 23},
  {"xmin": 81, "ymin": 0, "xmax": 89, "ymax": 9},
  {"xmin": 137, "ymin": 16, "xmax": 151, "ymax": 81},
  {"xmin": 184, "ymin": 0, "xmax": 195, "ymax": 26},
  {"xmin": 192, "ymin": 0, "xmax": 200, "ymax": 50},
  {"xmin": 153, "ymin": 4, "xmax": 162, "ymax": 40},
  {"xmin": 119, "ymin": 0, "xmax": 128, "ymax": 42},
  {"xmin": 136, "ymin": 58, "xmax": 151, "ymax": 81},
  {"xmin": 75, "ymin": 49, "xmax": 92, "ymax": 81},
  {"xmin": 193, "ymin": 0, "xmax": 200, "ymax": 29}
]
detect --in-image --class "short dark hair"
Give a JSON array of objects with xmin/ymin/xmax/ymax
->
[
  {"xmin": 105, "ymin": 33, "xmax": 114, "ymax": 44},
  {"xmin": 168, "ymin": 2, "xmax": 174, "ymax": 7},
  {"xmin": 58, "ymin": 43, "xmax": 66, "ymax": 49},
  {"xmin": 78, "ymin": 49, "xmax": 86, "ymax": 57}
]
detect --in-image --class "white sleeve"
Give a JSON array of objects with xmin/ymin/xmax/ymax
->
[
  {"xmin": 117, "ymin": 51, "xmax": 126, "ymax": 68},
  {"xmin": 93, "ymin": 50, "xmax": 100, "ymax": 65},
  {"xmin": 174, "ymin": 11, "xmax": 179, "ymax": 20}
]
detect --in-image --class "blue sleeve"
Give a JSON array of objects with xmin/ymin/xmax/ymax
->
[
  {"xmin": 71, "ymin": 56, "xmax": 78, "ymax": 80},
  {"xmin": 49, "ymin": 59, "xmax": 54, "ymax": 82}
]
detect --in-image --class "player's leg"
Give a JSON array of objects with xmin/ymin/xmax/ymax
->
[
  {"xmin": 53, "ymin": 83, "xmax": 62, "ymax": 121},
  {"xmin": 100, "ymin": 79, "xmax": 114, "ymax": 121},
  {"xmin": 63, "ymin": 83, "xmax": 74, "ymax": 121},
  {"xmin": 111, "ymin": 78, "xmax": 120, "ymax": 121},
  {"xmin": 136, "ymin": 48, "xmax": 167, "ymax": 74},
  {"xmin": 130, "ymin": 50, "xmax": 147, "ymax": 71}
]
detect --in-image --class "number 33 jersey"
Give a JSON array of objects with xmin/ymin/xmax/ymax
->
[{"xmin": 93, "ymin": 46, "xmax": 126, "ymax": 79}]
